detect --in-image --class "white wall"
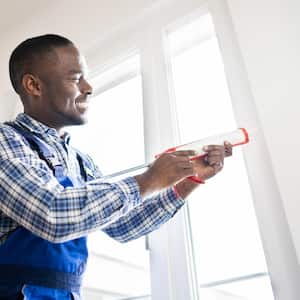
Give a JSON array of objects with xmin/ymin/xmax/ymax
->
[
  {"xmin": 0, "ymin": 0, "xmax": 157, "ymax": 120},
  {"xmin": 227, "ymin": 0, "xmax": 300, "ymax": 263}
]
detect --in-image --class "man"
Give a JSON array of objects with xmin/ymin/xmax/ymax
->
[{"xmin": 0, "ymin": 34, "xmax": 231, "ymax": 299}]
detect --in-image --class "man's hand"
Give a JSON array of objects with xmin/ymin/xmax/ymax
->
[
  {"xmin": 135, "ymin": 142, "xmax": 232, "ymax": 198},
  {"xmin": 175, "ymin": 142, "xmax": 232, "ymax": 199},
  {"xmin": 192, "ymin": 141, "xmax": 232, "ymax": 181},
  {"xmin": 135, "ymin": 150, "xmax": 196, "ymax": 197}
]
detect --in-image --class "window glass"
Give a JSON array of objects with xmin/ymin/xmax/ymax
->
[
  {"xmin": 166, "ymin": 14, "xmax": 274, "ymax": 299},
  {"xmin": 68, "ymin": 56, "xmax": 151, "ymax": 300}
]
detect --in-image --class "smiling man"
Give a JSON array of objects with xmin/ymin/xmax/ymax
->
[
  {"xmin": 0, "ymin": 34, "xmax": 231, "ymax": 299},
  {"xmin": 10, "ymin": 37, "xmax": 92, "ymax": 133}
]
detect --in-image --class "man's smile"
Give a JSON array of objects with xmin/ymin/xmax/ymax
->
[{"xmin": 75, "ymin": 99, "xmax": 89, "ymax": 111}]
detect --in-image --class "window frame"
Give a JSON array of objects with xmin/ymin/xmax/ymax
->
[{"xmin": 83, "ymin": 0, "xmax": 297, "ymax": 299}]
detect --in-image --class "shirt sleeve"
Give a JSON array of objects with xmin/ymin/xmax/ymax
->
[
  {"xmin": 102, "ymin": 186, "xmax": 185, "ymax": 243},
  {"xmin": 0, "ymin": 127, "xmax": 184, "ymax": 243}
]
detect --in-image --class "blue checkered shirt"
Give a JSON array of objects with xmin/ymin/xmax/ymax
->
[{"xmin": 0, "ymin": 113, "xmax": 184, "ymax": 244}]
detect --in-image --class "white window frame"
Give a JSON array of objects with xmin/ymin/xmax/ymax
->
[{"xmin": 84, "ymin": 0, "xmax": 300, "ymax": 299}]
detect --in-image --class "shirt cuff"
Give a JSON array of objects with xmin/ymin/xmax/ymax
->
[{"xmin": 159, "ymin": 187, "xmax": 185, "ymax": 217}]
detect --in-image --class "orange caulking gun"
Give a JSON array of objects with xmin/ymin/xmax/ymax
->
[{"xmin": 101, "ymin": 128, "xmax": 249, "ymax": 182}]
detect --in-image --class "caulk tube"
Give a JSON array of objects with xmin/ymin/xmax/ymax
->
[
  {"xmin": 100, "ymin": 128, "xmax": 249, "ymax": 182},
  {"xmin": 158, "ymin": 128, "xmax": 249, "ymax": 183},
  {"xmin": 159, "ymin": 128, "xmax": 249, "ymax": 160}
]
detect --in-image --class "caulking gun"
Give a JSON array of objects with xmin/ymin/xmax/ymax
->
[{"xmin": 101, "ymin": 128, "xmax": 249, "ymax": 182}]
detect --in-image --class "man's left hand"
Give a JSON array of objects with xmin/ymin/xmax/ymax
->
[{"xmin": 192, "ymin": 141, "xmax": 232, "ymax": 181}]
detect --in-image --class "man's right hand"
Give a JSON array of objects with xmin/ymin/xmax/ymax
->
[{"xmin": 134, "ymin": 150, "xmax": 196, "ymax": 197}]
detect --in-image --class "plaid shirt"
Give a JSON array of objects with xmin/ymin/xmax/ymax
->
[{"xmin": 0, "ymin": 113, "xmax": 184, "ymax": 244}]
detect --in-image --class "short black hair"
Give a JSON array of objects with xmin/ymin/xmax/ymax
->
[{"xmin": 9, "ymin": 34, "xmax": 73, "ymax": 94}]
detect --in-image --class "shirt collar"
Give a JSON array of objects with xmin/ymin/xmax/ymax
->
[{"xmin": 15, "ymin": 113, "xmax": 71, "ymax": 144}]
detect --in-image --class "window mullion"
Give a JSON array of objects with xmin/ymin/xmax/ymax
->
[{"xmin": 140, "ymin": 24, "xmax": 196, "ymax": 300}]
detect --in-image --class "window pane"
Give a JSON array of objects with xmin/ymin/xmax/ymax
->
[
  {"xmin": 200, "ymin": 276, "xmax": 274, "ymax": 300},
  {"xmin": 166, "ymin": 14, "xmax": 274, "ymax": 299},
  {"xmin": 69, "ymin": 75, "xmax": 145, "ymax": 176},
  {"xmin": 68, "ymin": 57, "xmax": 151, "ymax": 300}
]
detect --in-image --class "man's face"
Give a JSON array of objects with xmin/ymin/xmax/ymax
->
[{"xmin": 35, "ymin": 45, "xmax": 93, "ymax": 131}]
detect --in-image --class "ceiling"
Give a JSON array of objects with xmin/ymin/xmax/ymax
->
[{"xmin": 0, "ymin": 0, "xmax": 159, "ymax": 35}]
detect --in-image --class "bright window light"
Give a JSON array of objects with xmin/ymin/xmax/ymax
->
[
  {"xmin": 69, "ymin": 56, "xmax": 144, "ymax": 176},
  {"xmin": 68, "ymin": 55, "xmax": 150, "ymax": 300},
  {"xmin": 166, "ymin": 14, "xmax": 274, "ymax": 299}
]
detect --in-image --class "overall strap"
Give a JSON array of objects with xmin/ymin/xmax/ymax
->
[
  {"xmin": 76, "ymin": 151, "xmax": 99, "ymax": 182},
  {"xmin": 5, "ymin": 122, "xmax": 72, "ymax": 185}
]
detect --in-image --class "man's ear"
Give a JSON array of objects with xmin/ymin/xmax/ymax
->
[{"xmin": 21, "ymin": 74, "xmax": 42, "ymax": 97}]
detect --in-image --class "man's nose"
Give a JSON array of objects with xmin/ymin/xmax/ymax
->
[{"xmin": 81, "ymin": 79, "xmax": 93, "ymax": 95}]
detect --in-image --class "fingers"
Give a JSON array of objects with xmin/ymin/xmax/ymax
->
[
  {"xmin": 224, "ymin": 141, "xmax": 233, "ymax": 157},
  {"xmin": 165, "ymin": 150, "xmax": 197, "ymax": 176},
  {"xmin": 177, "ymin": 160, "xmax": 195, "ymax": 175},
  {"xmin": 202, "ymin": 145, "xmax": 226, "ymax": 173},
  {"xmin": 168, "ymin": 153, "xmax": 195, "ymax": 177},
  {"xmin": 152, "ymin": 151, "xmax": 196, "ymax": 184},
  {"xmin": 203, "ymin": 142, "xmax": 232, "ymax": 161},
  {"xmin": 203, "ymin": 144, "xmax": 226, "ymax": 152},
  {"xmin": 206, "ymin": 149, "xmax": 225, "ymax": 163},
  {"xmin": 172, "ymin": 150, "xmax": 196, "ymax": 157}
]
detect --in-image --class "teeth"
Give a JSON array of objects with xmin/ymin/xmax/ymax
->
[{"xmin": 76, "ymin": 102, "xmax": 89, "ymax": 109}]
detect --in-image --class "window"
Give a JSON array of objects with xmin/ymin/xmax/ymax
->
[
  {"xmin": 68, "ymin": 55, "xmax": 151, "ymax": 300},
  {"xmin": 165, "ymin": 13, "xmax": 274, "ymax": 299}
]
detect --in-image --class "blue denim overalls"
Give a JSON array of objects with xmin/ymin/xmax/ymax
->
[{"xmin": 0, "ymin": 124, "xmax": 96, "ymax": 299}]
